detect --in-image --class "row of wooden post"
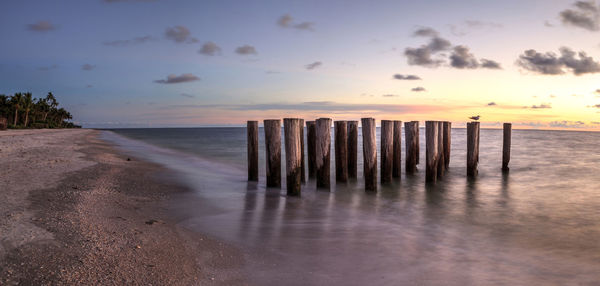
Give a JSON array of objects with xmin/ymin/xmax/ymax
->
[{"xmin": 247, "ymin": 119, "xmax": 512, "ymax": 196}]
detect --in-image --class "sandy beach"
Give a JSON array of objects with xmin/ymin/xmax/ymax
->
[{"xmin": 0, "ymin": 129, "xmax": 246, "ymax": 285}]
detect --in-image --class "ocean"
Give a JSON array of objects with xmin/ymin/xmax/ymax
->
[{"xmin": 102, "ymin": 127, "xmax": 600, "ymax": 285}]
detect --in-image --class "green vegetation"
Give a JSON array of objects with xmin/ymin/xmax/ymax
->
[{"xmin": 0, "ymin": 92, "xmax": 80, "ymax": 130}]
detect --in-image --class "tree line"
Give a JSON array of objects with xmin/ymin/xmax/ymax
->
[{"xmin": 0, "ymin": 92, "xmax": 80, "ymax": 129}]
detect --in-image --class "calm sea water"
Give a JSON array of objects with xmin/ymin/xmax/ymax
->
[{"xmin": 103, "ymin": 127, "xmax": 600, "ymax": 285}]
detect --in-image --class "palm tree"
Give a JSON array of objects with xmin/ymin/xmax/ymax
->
[
  {"xmin": 10, "ymin": 93, "xmax": 23, "ymax": 126},
  {"xmin": 23, "ymin": 93, "xmax": 33, "ymax": 127}
]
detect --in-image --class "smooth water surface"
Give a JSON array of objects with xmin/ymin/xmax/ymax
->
[{"xmin": 104, "ymin": 127, "xmax": 600, "ymax": 285}]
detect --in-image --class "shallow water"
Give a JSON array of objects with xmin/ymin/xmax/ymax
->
[{"xmin": 104, "ymin": 127, "xmax": 600, "ymax": 285}]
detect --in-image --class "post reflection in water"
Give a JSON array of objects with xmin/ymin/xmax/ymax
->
[{"xmin": 104, "ymin": 128, "xmax": 600, "ymax": 285}]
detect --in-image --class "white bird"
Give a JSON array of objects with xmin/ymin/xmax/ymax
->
[{"xmin": 469, "ymin": 115, "xmax": 480, "ymax": 121}]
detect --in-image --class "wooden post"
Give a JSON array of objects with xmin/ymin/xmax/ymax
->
[
  {"xmin": 393, "ymin": 120, "xmax": 402, "ymax": 178},
  {"xmin": 380, "ymin": 120, "xmax": 393, "ymax": 183},
  {"xmin": 264, "ymin": 119, "xmax": 281, "ymax": 187},
  {"xmin": 306, "ymin": 121, "xmax": 316, "ymax": 178},
  {"xmin": 361, "ymin": 118, "xmax": 377, "ymax": 191},
  {"xmin": 502, "ymin": 123, "xmax": 511, "ymax": 172},
  {"xmin": 316, "ymin": 118, "xmax": 332, "ymax": 189},
  {"xmin": 335, "ymin": 121, "xmax": 348, "ymax": 182},
  {"xmin": 247, "ymin": 121, "xmax": 259, "ymax": 181},
  {"xmin": 347, "ymin": 121, "xmax": 358, "ymax": 179},
  {"xmin": 284, "ymin": 118, "xmax": 302, "ymax": 196},
  {"xmin": 300, "ymin": 119, "xmax": 305, "ymax": 183},
  {"xmin": 443, "ymin": 121, "xmax": 451, "ymax": 170},
  {"xmin": 436, "ymin": 121, "xmax": 445, "ymax": 178},
  {"xmin": 467, "ymin": 121, "xmax": 480, "ymax": 177},
  {"xmin": 413, "ymin": 121, "xmax": 420, "ymax": 165},
  {"xmin": 425, "ymin": 121, "xmax": 439, "ymax": 183},
  {"xmin": 404, "ymin": 121, "xmax": 418, "ymax": 174}
]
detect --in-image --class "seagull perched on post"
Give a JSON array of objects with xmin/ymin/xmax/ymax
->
[{"xmin": 469, "ymin": 115, "xmax": 480, "ymax": 121}]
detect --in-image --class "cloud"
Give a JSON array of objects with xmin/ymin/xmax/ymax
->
[
  {"xmin": 516, "ymin": 47, "xmax": 600, "ymax": 75},
  {"xmin": 589, "ymin": 104, "xmax": 600, "ymax": 108},
  {"xmin": 405, "ymin": 27, "xmax": 501, "ymax": 69},
  {"xmin": 277, "ymin": 14, "xmax": 315, "ymax": 31},
  {"xmin": 450, "ymin": 20, "xmax": 503, "ymax": 36},
  {"xmin": 86, "ymin": 84, "xmax": 93, "ymax": 88},
  {"xmin": 103, "ymin": 0, "xmax": 157, "ymax": 2},
  {"xmin": 549, "ymin": 120, "xmax": 586, "ymax": 128},
  {"xmin": 165, "ymin": 26, "xmax": 196, "ymax": 43},
  {"xmin": 450, "ymin": 45, "xmax": 479, "ymax": 69},
  {"xmin": 82, "ymin": 64, "xmax": 95, "ymax": 71},
  {"xmin": 411, "ymin": 87, "xmax": 426, "ymax": 92},
  {"xmin": 198, "ymin": 41, "xmax": 221, "ymax": 56},
  {"xmin": 180, "ymin": 93, "xmax": 195, "ymax": 98},
  {"xmin": 530, "ymin": 103, "xmax": 552, "ymax": 109},
  {"xmin": 382, "ymin": 94, "xmax": 399, "ymax": 97},
  {"xmin": 393, "ymin": 74, "xmax": 421, "ymax": 80},
  {"xmin": 235, "ymin": 45, "xmax": 257, "ymax": 55},
  {"xmin": 464, "ymin": 20, "xmax": 503, "ymax": 29},
  {"xmin": 38, "ymin": 64, "xmax": 57, "ymax": 71},
  {"xmin": 595, "ymin": 89, "xmax": 600, "ymax": 94},
  {"xmin": 480, "ymin": 59, "xmax": 502, "ymax": 69},
  {"xmin": 103, "ymin": 35, "xmax": 154, "ymax": 47},
  {"xmin": 560, "ymin": 0, "xmax": 600, "ymax": 31},
  {"xmin": 27, "ymin": 21, "xmax": 55, "ymax": 32},
  {"xmin": 487, "ymin": 102, "xmax": 497, "ymax": 106},
  {"xmin": 153, "ymin": 73, "xmax": 200, "ymax": 84},
  {"xmin": 413, "ymin": 27, "xmax": 439, "ymax": 37},
  {"xmin": 305, "ymin": 61, "xmax": 322, "ymax": 70}
]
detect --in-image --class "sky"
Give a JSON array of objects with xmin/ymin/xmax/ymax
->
[{"xmin": 1, "ymin": 0, "xmax": 600, "ymax": 130}]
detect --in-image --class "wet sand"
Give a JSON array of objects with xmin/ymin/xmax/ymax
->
[{"xmin": 0, "ymin": 129, "xmax": 246, "ymax": 285}]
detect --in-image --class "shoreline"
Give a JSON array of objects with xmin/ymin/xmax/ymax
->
[{"xmin": 0, "ymin": 129, "xmax": 246, "ymax": 285}]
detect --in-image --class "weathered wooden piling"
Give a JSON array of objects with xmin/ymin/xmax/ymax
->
[
  {"xmin": 413, "ymin": 121, "xmax": 420, "ymax": 165},
  {"xmin": 306, "ymin": 121, "xmax": 316, "ymax": 178},
  {"xmin": 300, "ymin": 119, "xmax": 306, "ymax": 183},
  {"xmin": 380, "ymin": 120, "xmax": 393, "ymax": 183},
  {"xmin": 315, "ymin": 118, "xmax": 332, "ymax": 189},
  {"xmin": 393, "ymin": 120, "xmax": 402, "ymax": 178},
  {"xmin": 335, "ymin": 121, "xmax": 348, "ymax": 182},
  {"xmin": 361, "ymin": 118, "xmax": 377, "ymax": 191},
  {"xmin": 425, "ymin": 121, "xmax": 439, "ymax": 183},
  {"xmin": 437, "ymin": 122, "xmax": 445, "ymax": 178},
  {"xmin": 264, "ymin": 119, "xmax": 281, "ymax": 187},
  {"xmin": 502, "ymin": 123, "xmax": 511, "ymax": 172},
  {"xmin": 443, "ymin": 121, "xmax": 451, "ymax": 170},
  {"xmin": 404, "ymin": 121, "xmax": 418, "ymax": 174},
  {"xmin": 467, "ymin": 121, "xmax": 480, "ymax": 177},
  {"xmin": 347, "ymin": 121, "xmax": 358, "ymax": 179},
  {"xmin": 247, "ymin": 121, "xmax": 259, "ymax": 181},
  {"xmin": 284, "ymin": 118, "xmax": 302, "ymax": 196}
]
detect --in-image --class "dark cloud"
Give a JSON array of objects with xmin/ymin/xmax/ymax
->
[
  {"xmin": 165, "ymin": 26, "xmax": 196, "ymax": 43},
  {"xmin": 530, "ymin": 103, "xmax": 552, "ymax": 109},
  {"xmin": 560, "ymin": 0, "xmax": 599, "ymax": 31},
  {"xmin": 235, "ymin": 45, "xmax": 257, "ymax": 55},
  {"xmin": 27, "ymin": 21, "xmax": 55, "ymax": 32},
  {"xmin": 103, "ymin": 35, "xmax": 154, "ymax": 47},
  {"xmin": 393, "ymin": 74, "xmax": 421, "ymax": 80},
  {"xmin": 480, "ymin": 59, "xmax": 502, "ymax": 69},
  {"xmin": 38, "ymin": 65, "xmax": 57, "ymax": 71},
  {"xmin": 411, "ymin": 87, "xmax": 426, "ymax": 92},
  {"xmin": 413, "ymin": 27, "xmax": 438, "ymax": 37},
  {"xmin": 153, "ymin": 73, "xmax": 200, "ymax": 84},
  {"xmin": 277, "ymin": 14, "xmax": 315, "ymax": 31},
  {"xmin": 198, "ymin": 42, "xmax": 221, "ymax": 56},
  {"xmin": 305, "ymin": 61, "xmax": 322, "ymax": 70},
  {"xmin": 180, "ymin": 93, "xmax": 195, "ymax": 98},
  {"xmin": 82, "ymin": 64, "xmax": 95, "ymax": 71},
  {"xmin": 405, "ymin": 28, "xmax": 501, "ymax": 70},
  {"xmin": 487, "ymin": 102, "xmax": 497, "ymax": 106},
  {"xmin": 516, "ymin": 47, "xmax": 600, "ymax": 75},
  {"xmin": 450, "ymin": 45, "xmax": 479, "ymax": 69}
]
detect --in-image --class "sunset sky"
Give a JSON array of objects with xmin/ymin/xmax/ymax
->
[{"xmin": 1, "ymin": 0, "xmax": 600, "ymax": 129}]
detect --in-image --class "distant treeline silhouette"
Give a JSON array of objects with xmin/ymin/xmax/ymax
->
[{"xmin": 0, "ymin": 92, "xmax": 79, "ymax": 130}]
